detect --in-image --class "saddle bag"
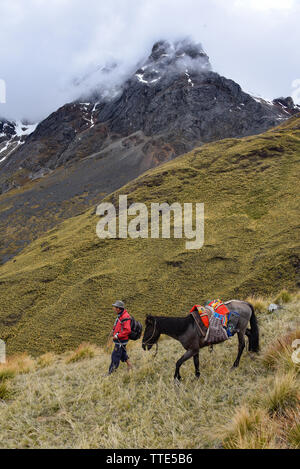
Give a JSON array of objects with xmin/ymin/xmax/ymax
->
[
  {"xmin": 227, "ymin": 311, "xmax": 240, "ymax": 337},
  {"xmin": 205, "ymin": 314, "xmax": 229, "ymax": 345}
]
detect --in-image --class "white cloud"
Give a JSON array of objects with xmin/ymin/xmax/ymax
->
[
  {"xmin": 234, "ymin": 0, "xmax": 295, "ymax": 10},
  {"xmin": 292, "ymin": 79, "xmax": 300, "ymax": 104},
  {"xmin": 0, "ymin": 0, "xmax": 299, "ymax": 121}
]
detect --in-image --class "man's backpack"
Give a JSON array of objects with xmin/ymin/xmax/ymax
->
[
  {"xmin": 121, "ymin": 316, "xmax": 143, "ymax": 341},
  {"xmin": 129, "ymin": 316, "xmax": 143, "ymax": 340}
]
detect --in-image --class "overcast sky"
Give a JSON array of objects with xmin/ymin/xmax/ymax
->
[{"xmin": 0, "ymin": 0, "xmax": 299, "ymax": 122}]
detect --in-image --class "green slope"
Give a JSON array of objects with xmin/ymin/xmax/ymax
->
[{"xmin": 0, "ymin": 116, "xmax": 299, "ymax": 355}]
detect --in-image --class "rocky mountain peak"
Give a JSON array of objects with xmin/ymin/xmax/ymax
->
[
  {"xmin": 272, "ymin": 96, "xmax": 300, "ymax": 114},
  {"xmin": 0, "ymin": 119, "xmax": 15, "ymax": 140},
  {"xmin": 135, "ymin": 38, "xmax": 211, "ymax": 86},
  {"xmin": 149, "ymin": 38, "xmax": 210, "ymax": 64}
]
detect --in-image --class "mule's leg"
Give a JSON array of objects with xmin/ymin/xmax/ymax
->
[
  {"xmin": 232, "ymin": 331, "xmax": 245, "ymax": 369},
  {"xmin": 245, "ymin": 328, "xmax": 251, "ymax": 350},
  {"xmin": 193, "ymin": 352, "xmax": 200, "ymax": 378},
  {"xmin": 174, "ymin": 349, "xmax": 195, "ymax": 381}
]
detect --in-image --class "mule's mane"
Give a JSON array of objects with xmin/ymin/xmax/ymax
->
[
  {"xmin": 152, "ymin": 315, "xmax": 192, "ymax": 336},
  {"xmin": 153, "ymin": 315, "xmax": 188, "ymax": 321}
]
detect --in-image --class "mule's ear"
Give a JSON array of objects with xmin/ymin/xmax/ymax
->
[{"xmin": 146, "ymin": 315, "xmax": 153, "ymax": 324}]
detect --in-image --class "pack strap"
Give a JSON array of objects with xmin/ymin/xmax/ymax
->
[{"xmin": 191, "ymin": 310, "xmax": 206, "ymax": 337}]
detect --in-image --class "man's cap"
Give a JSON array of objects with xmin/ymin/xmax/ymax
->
[{"xmin": 112, "ymin": 300, "xmax": 125, "ymax": 309}]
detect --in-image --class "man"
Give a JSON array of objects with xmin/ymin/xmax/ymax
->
[{"xmin": 108, "ymin": 300, "xmax": 133, "ymax": 375}]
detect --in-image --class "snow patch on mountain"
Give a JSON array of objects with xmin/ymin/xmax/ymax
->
[
  {"xmin": 14, "ymin": 121, "xmax": 38, "ymax": 137},
  {"xmin": 133, "ymin": 39, "xmax": 210, "ymax": 88},
  {"xmin": 79, "ymin": 102, "xmax": 100, "ymax": 128},
  {"xmin": 0, "ymin": 120, "xmax": 38, "ymax": 165}
]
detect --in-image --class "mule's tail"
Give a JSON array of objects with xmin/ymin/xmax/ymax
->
[{"xmin": 248, "ymin": 303, "xmax": 259, "ymax": 352}]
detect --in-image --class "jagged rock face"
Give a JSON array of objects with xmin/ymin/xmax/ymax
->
[
  {"xmin": 0, "ymin": 119, "xmax": 38, "ymax": 165},
  {"xmin": 0, "ymin": 120, "xmax": 15, "ymax": 141},
  {"xmin": 1, "ymin": 103, "xmax": 95, "ymax": 173},
  {"xmin": 272, "ymin": 96, "xmax": 300, "ymax": 115},
  {"xmin": 135, "ymin": 39, "xmax": 211, "ymax": 84}
]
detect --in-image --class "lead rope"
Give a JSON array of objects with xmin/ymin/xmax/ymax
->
[
  {"xmin": 107, "ymin": 315, "xmax": 128, "ymax": 351},
  {"xmin": 143, "ymin": 320, "xmax": 159, "ymax": 358},
  {"xmin": 116, "ymin": 315, "xmax": 129, "ymax": 351}
]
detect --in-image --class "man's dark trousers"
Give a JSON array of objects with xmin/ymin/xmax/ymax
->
[{"xmin": 109, "ymin": 343, "xmax": 129, "ymax": 374}]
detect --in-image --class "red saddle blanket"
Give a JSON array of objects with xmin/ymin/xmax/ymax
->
[
  {"xmin": 190, "ymin": 300, "xmax": 230, "ymax": 328},
  {"xmin": 190, "ymin": 305, "xmax": 210, "ymax": 328},
  {"xmin": 208, "ymin": 299, "xmax": 229, "ymax": 317}
]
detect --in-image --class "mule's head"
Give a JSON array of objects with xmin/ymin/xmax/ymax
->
[{"xmin": 142, "ymin": 315, "xmax": 160, "ymax": 351}]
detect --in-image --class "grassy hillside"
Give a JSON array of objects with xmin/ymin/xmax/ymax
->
[
  {"xmin": 0, "ymin": 116, "xmax": 299, "ymax": 355},
  {"xmin": 0, "ymin": 293, "xmax": 299, "ymax": 449}
]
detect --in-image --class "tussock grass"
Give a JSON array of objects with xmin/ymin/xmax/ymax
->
[
  {"xmin": 37, "ymin": 353, "xmax": 56, "ymax": 369},
  {"xmin": 65, "ymin": 343, "xmax": 100, "ymax": 364},
  {"xmin": 8, "ymin": 353, "xmax": 35, "ymax": 374},
  {"xmin": 0, "ymin": 353, "xmax": 35, "ymax": 381},
  {"xmin": 287, "ymin": 407, "xmax": 300, "ymax": 449},
  {"xmin": 264, "ymin": 373, "xmax": 299, "ymax": 416},
  {"xmin": 246, "ymin": 295, "xmax": 269, "ymax": 314},
  {"xmin": 0, "ymin": 381, "xmax": 11, "ymax": 400},
  {"xmin": 221, "ymin": 406, "xmax": 277, "ymax": 449},
  {"xmin": 0, "ymin": 368, "xmax": 16, "ymax": 382},
  {"xmin": 0, "ymin": 365, "xmax": 16, "ymax": 382},
  {"xmin": 275, "ymin": 289, "xmax": 293, "ymax": 305},
  {"xmin": 262, "ymin": 328, "xmax": 300, "ymax": 372},
  {"xmin": 221, "ymin": 371, "xmax": 300, "ymax": 448}
]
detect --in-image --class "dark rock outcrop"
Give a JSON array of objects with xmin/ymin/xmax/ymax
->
[{"xmin": 0, "ymin": 119, "xmax": 38, "ymax": 168}]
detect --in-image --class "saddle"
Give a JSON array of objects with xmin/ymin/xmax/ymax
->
[
  {"xmin": 190, "ymin": 305, "xmax": 210, "ymax": 329},
  {"xmin": 190, "ymin": 300, "xmax": 235, "ymax": 345}
]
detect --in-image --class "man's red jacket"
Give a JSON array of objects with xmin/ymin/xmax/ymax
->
[{"xmin": 112, "ymin": 309, "xmax": 131, "ymax": 342}]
